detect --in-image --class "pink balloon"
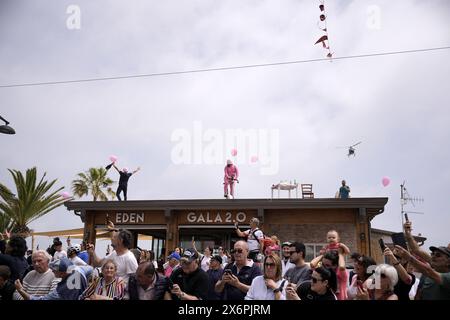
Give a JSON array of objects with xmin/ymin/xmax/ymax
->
[
  {"xmin": 109, "ymin": 155, "xmax": 118, "ymax": 163},
  {"xmin": 382, "ymin": 177, "xmax": 390, "ymax": 187},
  {"xmin": 61, "ymin": 192, "xmax": 71, "ymax": 199},
  {"xmin": 250, "ymin": 155, "xmax": 258, "ymax": 163},
  {"xmin": 231, "ymin": 149, "xmax": 237, "ymax": 157}
]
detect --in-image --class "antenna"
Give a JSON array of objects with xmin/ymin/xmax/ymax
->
[{"xmin": 400, "ymin": 181, "xmax": 424, "ymax": 227}]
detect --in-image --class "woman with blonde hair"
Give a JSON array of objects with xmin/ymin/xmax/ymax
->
[
  {"xmin": 245, "ymin": 254, "xmax": 287, "ymax": 300},
  {"xmin": 356, "ymin": 264, "xmax": 398, "ymax": 300},
  {"xmin": 80, "ymin": 259, "xmax": 125, "ymax": 300}
]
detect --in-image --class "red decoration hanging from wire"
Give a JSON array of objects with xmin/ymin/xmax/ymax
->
[{"xmin": 314, "ymin": 1, "xmax": 333, "ymax": 59}]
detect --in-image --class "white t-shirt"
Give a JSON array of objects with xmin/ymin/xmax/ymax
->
[
  {"xmin": 70, "ymin": 255, "xmax": 87, "ymax": 266},
  {"xmin": 244, "ymin": 228, "xmax": 264, "ymax": 252},
  {"xmin": 105, "ymin": 250, "xmax": 138, "ymax": 284},
  {"xmin": 245, "ymin": 276, "xmax": 287, "ymax": 300},
  {"xmin": 199, "ymin": 255, "xmax": 211, "ymax": 272},
  {"xmin": 53, "ymin": 250, "xmax": 67, "ymax": 261}
]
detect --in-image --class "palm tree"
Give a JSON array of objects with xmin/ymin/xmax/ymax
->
[
  {"xmin": 0, "ymin": 167, "xmax": 66, "ymax": 236},
  {"xmin": 0, "ymin": 212, "xmax": 13, "ymax": 238},
  {"xmin": 72, "ymin": 167, "xmax": 115, "ymax": 201}
]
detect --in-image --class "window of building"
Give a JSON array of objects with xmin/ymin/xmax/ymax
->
[{"xmin": 304, "ymin": 243, "xmax": 327, "ymax": 262}]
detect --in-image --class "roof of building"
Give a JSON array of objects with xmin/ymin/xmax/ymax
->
[{"xmin": 65, "ymin": 197, "xmax": 388, "ymax": 218}]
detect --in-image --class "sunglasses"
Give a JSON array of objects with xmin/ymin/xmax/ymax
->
[
  {"xmin": 232, "ymin": 249, "xmax": 244, "ymax": 254},
  {"xmin": 432, "ymin": 251, "xmax": 446, "ymax": 258},
  {"xmin": 264, "ymin": 262, "xmax": 276, "ymax": 267},
  {"xmin": 311, "ymin": 277, "xmax": 323, "ymax": 283}
]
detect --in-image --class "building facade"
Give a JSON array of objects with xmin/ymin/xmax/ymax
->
[{"xmin": 65, "ymin": 198, "xmax": 388, "ymax": 261}]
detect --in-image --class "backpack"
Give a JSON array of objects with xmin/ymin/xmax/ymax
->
[{"xmin": 247, "ymin": 228, "xmax": 273, "ymax": 253}]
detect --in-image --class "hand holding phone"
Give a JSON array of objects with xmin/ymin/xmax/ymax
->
[
  {"xmin": 167, "ymin": 278, "xmax": 174, "ymax": 290},
  {"xmin": 357, "ymin": 280, "xmax": 363, "ymax": 290},
  {"xmin": 379, "ymin": 238, "xmax": 386, "ymax": 251}
]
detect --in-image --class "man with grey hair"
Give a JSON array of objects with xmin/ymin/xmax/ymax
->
[
  {"xmin": 13, "ymin": 250, "xmax": 57, "ymax": 300},
  {"xmin": 235, "ymin": 217, "xmax": 265, "ymax": 262},
  {"xmin": 215, "ymin": 240, "xmax": 262, "ymax": 300}
]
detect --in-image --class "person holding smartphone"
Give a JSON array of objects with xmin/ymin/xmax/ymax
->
[
  {"xmin": 215, "ymin": 240, "xmax": 262, "ymax": 300},
  {"xmin": 347, "ymin": 255, "xmax": 376, "ymax": 300},
  {"xmin": 383, "ymin": 246, "xmax": 416, "ymax": 300},
  {"xmin": 245, "ymin": 254, "xmax": 287, "ymax": 300}
]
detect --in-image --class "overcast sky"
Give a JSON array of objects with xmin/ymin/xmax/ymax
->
[{"xmin": 1, "ymin": 0, "xmax": 449, "ymax": 252}]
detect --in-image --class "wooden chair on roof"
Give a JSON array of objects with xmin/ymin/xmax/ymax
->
[{"xmin": 301, "ymin": 184, "xmax": 314, "ymax": 199}]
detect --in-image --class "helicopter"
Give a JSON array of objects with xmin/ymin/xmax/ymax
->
[{"xmin": 337, "ymin": 141, "xmax": 362, "ymax": 157}]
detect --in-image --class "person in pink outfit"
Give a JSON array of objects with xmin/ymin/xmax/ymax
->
[{"xmin": 224, "ymin": 159, "xmax": 239, "ymax": 198}]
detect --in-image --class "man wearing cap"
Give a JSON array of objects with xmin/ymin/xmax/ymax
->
[
  {"xmin": 281, "ymin": 241, "xmax": 295, "ymax": 277},
  {"xmin": 224, "ymin": 159, "xmax": 239, "ymax": 198},
  {"xmin": 168, "ymin": 248, "xmax": 209, "ymax": 300},
  {"xmin": 164, "ymin": 252, "xmax": 181, "ymax": 278},
  {"xmin": 14, "ymin": 257, "xmax": 93, "ymax": 300},
  {"xmin": 400, "ymin": 220, "xmax": 450, "ymax": 299},
  {"xmin": 206, "ymin": 255, "xmax": 224, "ymax": 300},
  {"xmin": 395, "ymin": 244, "xmax": 450, "ymax": 300},
  {"xmin": 112, "ymin": 163, "xmax": 140, "ymax": 201}
]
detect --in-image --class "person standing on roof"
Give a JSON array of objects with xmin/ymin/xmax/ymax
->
[
  {"xmin": 224, "ymin": 160, "xmax": 239, "ymax": 199},
  {"xmin": 113, "ymin": 163, "xmax": 140, "ymax": 201}
]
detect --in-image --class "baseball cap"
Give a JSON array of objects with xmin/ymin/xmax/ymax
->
[
  {"xmin": 181, "ymin": 248, "xmax": 199, "ymax": 262},
  {"xmin": 211, "ymin": 255, "xmax": 223, "ymax": 264},
  {"xmin": 49, "ymin": 258, "xmax": 73, "ymax": 273},
  {"xmin": 168, "ymin": 252, "xmax": 181, "ymax": 260},
  {"xmin": 429, "ymin": 246, "xmax": 450, "ymax": 257},
  {"xmin": 281, "ymin": 241, "xmax": 292, "ymax": 247}
]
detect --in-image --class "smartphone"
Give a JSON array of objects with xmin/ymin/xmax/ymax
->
[
  {"xmin": 391, "ymin": 232, "xmax": 408, "ymax": 249},
  {"xmin": 191, "ymin": 236, "xmax": 195, "ymax": 242},
  {"xmin": 379, "ymin": 238, "xmax": 386, "ymax": 251},
  {"xmin": 404, "ymin": 213, "xmax": 409, "ymax": 222},
  {"xmin": 223, "ymin": 269, "xmax": 232, "ymax": 276},
  {"xmin": 357, "ymin": 280, "xmax": 363, "ymax": 290},
  {"xmin": 167, "ymin": 278, "xmax": 174, "ymax": 289}
]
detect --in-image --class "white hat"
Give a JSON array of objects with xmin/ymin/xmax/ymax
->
[{"xmin": 226, "ymin": 160, "xmax": 233, "ymax": 165}]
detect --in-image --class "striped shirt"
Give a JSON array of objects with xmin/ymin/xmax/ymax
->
[
  {"xmin": 80, "ymin": 277, "xmax": 125, "ymax": 300},
  {"xmin": 13, "ymin": 269, "xmax": 56, "ymax": 300}
]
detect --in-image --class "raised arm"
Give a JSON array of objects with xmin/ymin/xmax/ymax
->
[
  {"xmin": 385, "ymin": 247, "xmax": 413, "ymax": 285},
  {"xmin": 310, "ymin": 254, "xmax": 323, "ymax": 269},
  {"xmin": 234, "ymin": 222, "xmax": 246, "ymax": 238},
  {"xmin": 394, "ymin": 245, "xmax": 441, "ymax": 284},
  {"xmin": 86, "ymin": 243, "xmax": 105, "ymax": 267},
  {"xmin": 132, "ymin": 167, "xmax": 141, "ymax": 175},
  {"xmin": 403, "ymin": 221, "xmax": 431, "ymax": 263},
  {"xmin": 112, "ymin": 163, "xmax": 120, "ymax": 173}
]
